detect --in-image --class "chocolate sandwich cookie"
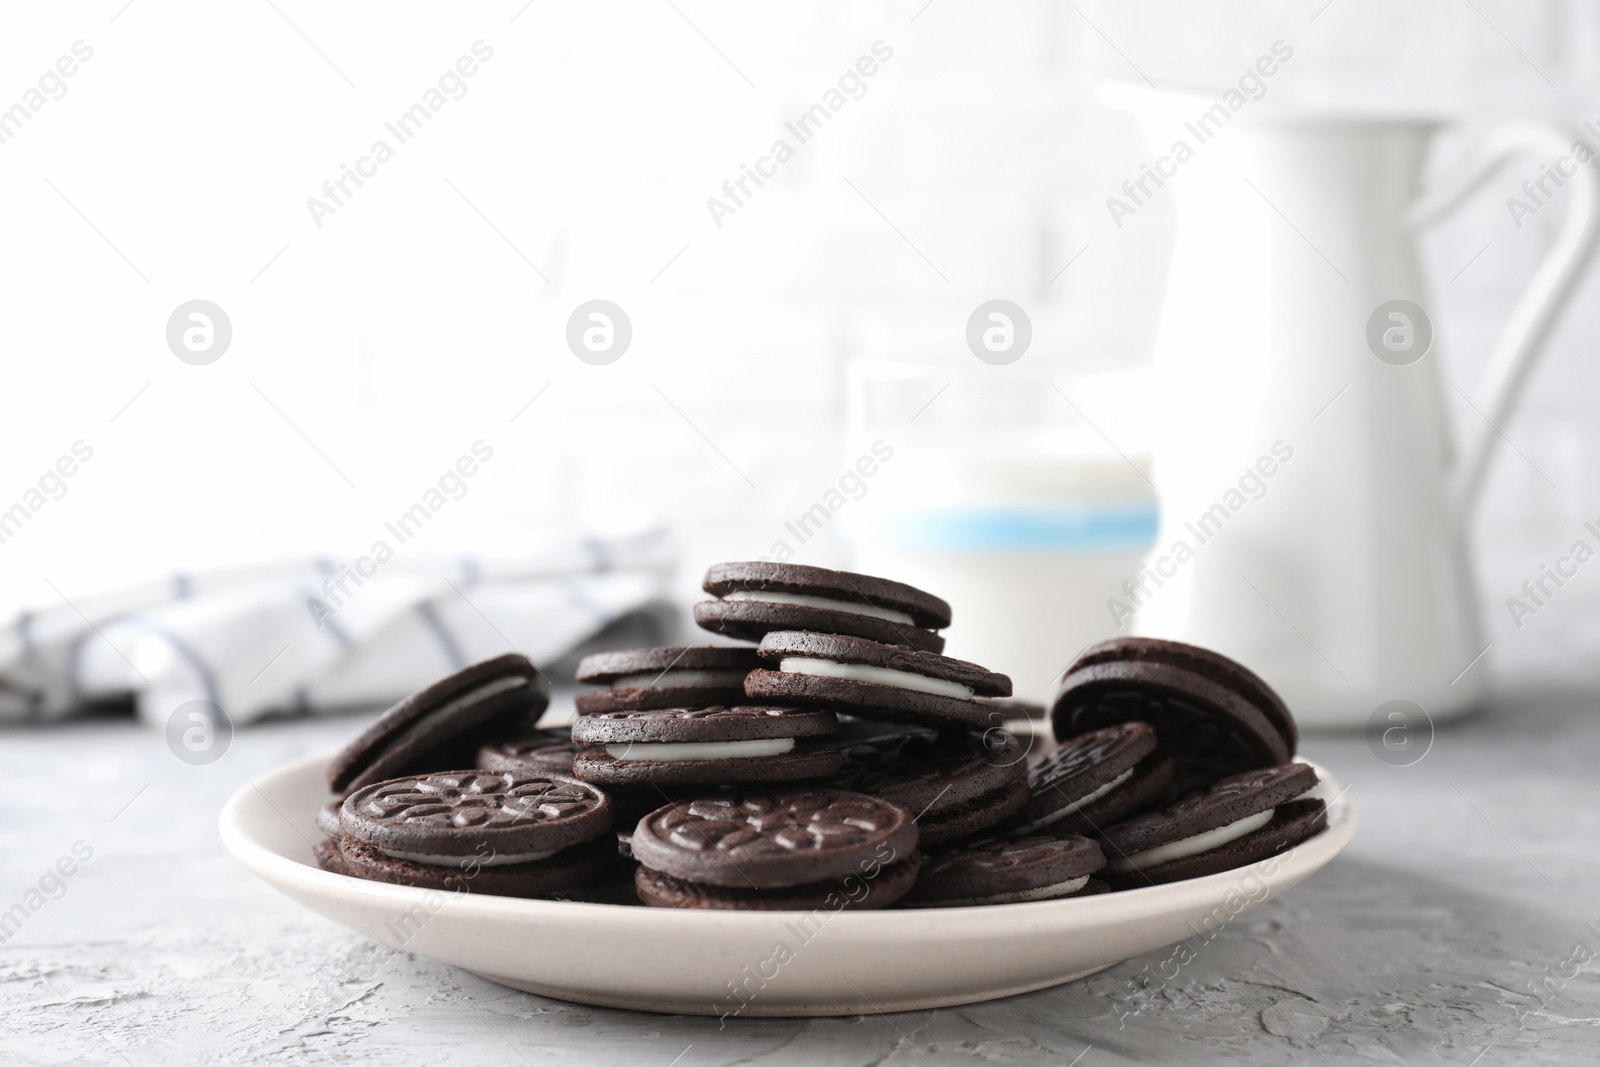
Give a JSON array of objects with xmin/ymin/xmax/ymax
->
[
  {"xmin": 571, "ymin": 706, "xmax": 843, "ymax": 787},
  {"xmin": 328, "ymin": 654, "xmax": 547, "ymax": 795},
  {"xmin": 1051, "ymin": 637, "xmax": 1293, "ymax": 789},
  {"xmin": 748, "ymin": 631, "xmax": 1012, "ymax": 732},
  {"xmin": 336, "ymin": 770, "xmax": 614, "ymax": 897},
  {"xmin": 903, "ymin": 834, "xmax": 1108, "ymax": 907},
  {"xmin": 574, "ymin": 646, "xmax": 761, "ymax": 714},
  {"xmin": 1099, "ymin": 763, "xmax": 1326, "ymax": 888},
  {"xmin": 695, "ymin": 562, "xmax": 951, "ymax": 654},
  {"xmin": 636, "ymin": 851, "xmax": 922, "ymax": 911},
  {"xmin": 1069, "ymin": 637, "xmax": 1297, "ymax": 751},
  {"xmin": 821, "ymin": 727, "xmax": 1030, "ymax": 847},
  {"xmin": 631, "ymin": 790, "xmax": 920, "ymax": 909},
  {"xmin": 477, "ymin": 727, "xmax": 578, "ymax": 775},
  {"xmin": 1007, "ymin": 723, "xmax": 1174, "ymax": 836}
]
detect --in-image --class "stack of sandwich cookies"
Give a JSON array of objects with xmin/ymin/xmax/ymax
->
[
  {"xmin": 1006, "ymin": 722, "xmax": 1173, "ymax": 837},
  {"xmin": 695, "ymin": 562, "xmax": 951, "ymax": 653},
  {"xmin": 903, "ymin": 835, "xmax": 1109, "ymax": 907},
  {"xmin": 1098, "ymin": 762, "xmax": 1325, "ymax": 888},
  {"xmin": 329, "ymin": 770, "xmax": 615, "ymax": 896},
  {"xmin": 748, "ymin": 631, "xmax": 1012, "ymax": 731},
  {"xmin": 571, "ymin": 706, "xmax": 843, "ymax": 787},
  {"xmin": 1051, "ymin": 637, "xmax": 1294, "ymax": 790},
  {"xmin": 307, "ymin": 567, "xmax": 1336, "ymax": 908},
  {"xmin": 572, "ymin": 641, "xmax": 841, "ymax": 789},
  {"xmin": 327, "ymin": 653, "xmax": 548, "ymax": 796},
  {"xmin": 630, "ymin": 790, "xmax": 922, "ymax": 910},
  {"xmin": 822, "ymin": 727, "xmax": 1029, "ymax": 847},
  {"xmin": 574, "ymin": 646, "xmax": 759, "ymax": 713}
]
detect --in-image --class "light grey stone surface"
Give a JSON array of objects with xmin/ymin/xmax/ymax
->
[{"xmin": 4, "ymin": 687, "xmax": 1600, "ymax": 1066}]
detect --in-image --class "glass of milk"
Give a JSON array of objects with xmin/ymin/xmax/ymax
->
[{"xmin": 842, "ymin": 361, "xmax": 1158, "ymax": 704}]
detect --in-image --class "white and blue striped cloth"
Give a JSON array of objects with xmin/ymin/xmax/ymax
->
[{"xmin": 0, "ymin": 530, "xmax": 675, "ymax": 727}]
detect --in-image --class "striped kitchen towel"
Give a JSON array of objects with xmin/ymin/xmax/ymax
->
[{"xmin": 0, "ymin": 528, "xmax": 676, "ymax": 727}]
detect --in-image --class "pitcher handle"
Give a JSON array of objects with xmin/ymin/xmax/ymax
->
[{"xmin": 1407, "ymin": 123, "xmax": 1600, "ymax": 521}]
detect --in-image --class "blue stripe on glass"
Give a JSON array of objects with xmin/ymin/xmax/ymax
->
[{"xmin": 864, "ymin": 505, "xmax": 1159, "ymax": 553}]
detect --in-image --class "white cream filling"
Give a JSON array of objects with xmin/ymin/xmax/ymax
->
[
  {"xmin": 1109, "ymin": 809, "xmax": 1274, "ymax": 873},
  {"xmin": 722, "ymin": 589, "xmax": 918, "ymax": 626},
  {"xmin": 380, "ymin": 845, "xmax": 561, "ymax": 867},
  {"xmin": 1010, "ymin": 767, "xmax": 1136, "ymax": 836},
  {"xmin": 604, "ymin": 737, "xmax": 796, "ymax": 762},
  {"xmin": 777, "ymin": 657, "xmax": 974, "ymax": 700},
  {"xmin": 609, "ymin": 669, "xmax": 749, "ymax": 689},
  {"xmin": 386, "ymin": 675, "xmax": 529, "ymax": 751},
  {"xmin": 918, "ymin": 876, "xmax": 1092, "ymax": 908}
]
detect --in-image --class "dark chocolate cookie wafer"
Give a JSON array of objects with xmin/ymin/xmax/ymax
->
[
  {"xmin": 477, "ymin": 727, "xmax": 578, "ymax": 775},
  {"xmin": 636, "ymin": 850, "xmax": 921, "ymax": 910},
  {"xmin": 1007, "ymin": 723, "xmax": 1173, "ymax": 836},
  {"xmin": 631, "ymin": 789, "xmax": 919, "ymax": 889},
  {"xmin": 1051, "ymin": 640, "xmax": 1290, "ymax": 788},
  {"xmin": 328, "ymin": 654, "xmax": 547, "ymax": 795},
  {"xmin": 696, "ymin": 562, "xmax": 950, "ymax": 654},
  {"xmin": 574, "ymin": 705, "xmax": 839, "ymax": 745},
  {"xmin": 748, "ymin": 632, "xmax": 1011, "ymax": 731},
  {"xmin": 339, "ymin": 833, "xmax": 616, "ymax": 897},
  {"xmin": 572, "ymin": 705, "xmax": 843, "ymax": 787},
  {"xmin": 1100, "ymin": 763, "xmax": 1323, "ymax": 887},
  {"xmin": 575, "ymin": 646, "xmax": 761, "ymax": 714},
  {"xmin": 903, "ymin": 834, "xmax": 1107, "ymax": 906},
  {"xmin": 338, "ymin": 770, "xmax": 613, "ymax": 897},
  {"xmin": 979, "ymin": 697, "xmax": 1048, "ymax": 722},
  {"xmin": 312, "ymin": 836, "xmax": 350, "ymax": 876},
  {"xmin": 316, "ymin": 801, "xmax": 343, "ymax": 838},
  {"xmin": 821, "ymin": 728, "xmax": 1030, "ymax": 847}
]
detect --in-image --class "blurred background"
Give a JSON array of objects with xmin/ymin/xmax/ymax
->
[{"xmin": 3, "ymin": 0, "xmax": 1599, "ymax": 727}]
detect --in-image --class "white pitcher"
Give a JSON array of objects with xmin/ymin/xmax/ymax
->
[{"xmin": 1102, "ymin": 84, "xmax": 1600, "ymax": 728}]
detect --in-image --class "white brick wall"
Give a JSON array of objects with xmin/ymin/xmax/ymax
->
[{"xmin": 1, "ymin": 1, "xmax": 1596, "ymax": 683}]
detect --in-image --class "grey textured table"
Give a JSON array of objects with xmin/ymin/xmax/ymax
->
[{"xmin": 5, "ymin": 687, "xmax": 1599, "ymax": 1066}]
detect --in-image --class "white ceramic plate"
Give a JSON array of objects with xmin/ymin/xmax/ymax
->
[{"xmin": 220, "ymin": 752, "xmax": 1356, "ymax": 1017}]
